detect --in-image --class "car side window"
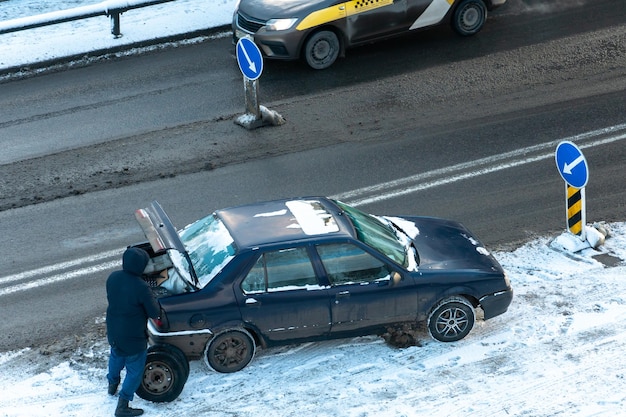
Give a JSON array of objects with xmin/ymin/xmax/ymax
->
[
  {"xmin": 241, "ymin": 247, "xmax": 318, "ymax": 294},
  {"xmin": 317, "ymin": 243, "xmax": 392, "ymax": 286}
]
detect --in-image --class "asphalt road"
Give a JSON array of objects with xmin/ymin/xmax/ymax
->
[{"xmin": 0, "ymin": 0, "xmax": 625, "ymax": 352}]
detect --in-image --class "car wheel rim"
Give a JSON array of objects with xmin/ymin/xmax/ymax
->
[
  {"xmin": 143, "ymin": 362, "xmax": 173, "ymax": 394},
  {"xmin": 213, "ymin": 336, "xmax": 249, "ymax": 369},
  {"xmin": 460, "ymin": 5, "xmax": 481, "ymax": 31},
  {"xmin": 435, "ymin": 306, "xmax": 469, "ymax": 338},
  {"xmin": 311, "ymin": 39, "xmax": 332, "ymax": 63}
]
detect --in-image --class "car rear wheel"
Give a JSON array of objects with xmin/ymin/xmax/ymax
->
[
  {"xmin": 451, "ymin": 0, "xmax": 487, "ymax": 36},
  {"xmin": 427, "ymin": 296, "xmax": 475, "ymax": 342},
  {"xmin": 205, "ymin": 329, "xmax": 256, "ymax": 373},
  {"xmin": 303, "ymin": 30, "xmax": 340, "ymax": 70},
  {"xmin": 136, "ymin": 347, "xmax": 189, "ymax": 403}
]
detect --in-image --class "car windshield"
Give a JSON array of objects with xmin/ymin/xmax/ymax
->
[
  {"xmin": 334, "ymin": 200, "xmax": 408, "ymax": 268},
  {"xmin": 177, "ymin": 213, "xmax": 236, "ymax": 288}
]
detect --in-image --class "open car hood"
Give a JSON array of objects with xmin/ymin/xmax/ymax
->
[
  {"xmin": 135, "ymin": 201, "xmax": 199, "ymax": 285},
  {"xmin": 135, "ymin": 201, "xmax": 185, "ymax": 254}
]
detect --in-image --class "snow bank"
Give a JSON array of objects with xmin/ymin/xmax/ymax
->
[{"xmin": 0, "ymin": 0, "xmax": 237, "ymax": 71}]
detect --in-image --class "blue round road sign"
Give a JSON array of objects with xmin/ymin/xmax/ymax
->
[
  {"xmin": 555, "ymin": 141, "xmax": 589, "ymax": 188},
  {"xmin": 236, "ymin": 37, "xmax": 263, "ymax": 81}
]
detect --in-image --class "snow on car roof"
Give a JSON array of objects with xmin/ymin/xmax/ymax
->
[
  {"xmin": 216, "ymin": 197, "xmax": 349, "ymax": 249},
  {"xmin": 284, "ymin": 200, "xmax": 339, "ymax": 235}
]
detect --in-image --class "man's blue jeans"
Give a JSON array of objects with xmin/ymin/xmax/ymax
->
[{"xmin": 107, "ymin": 347, "xmax": 147, "ymax": 402}]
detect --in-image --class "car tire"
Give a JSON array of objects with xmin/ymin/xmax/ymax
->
[
  {"xmin": 149, "ymin": 344, "xmax": 190, "ymax": 379},
  {"xmin": 303, "ymin": 30, "xmax": 340, "ymax": 70},
  {"xmin": 451, "ymin": 0, "xmax": 487, "ymax": 36},
  {"xmin": 136, "ymin": 348, "xmax": 189, "ymax": 403},
  {"xmin": 427, "ymin": 296, "xmax": 475, "ymax": 342},
  {"xmin": 205, "ymin": 329, "xmax": 256, "ymax": 373}
]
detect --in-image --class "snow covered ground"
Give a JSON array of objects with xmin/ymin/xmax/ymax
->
[
  {"xmin": 0, "ymin": 223, "xmax": 625, "ymax": 417},
  {"xmin": 0, "ymin": 0, "xmax": 237, "ymax": 72},
  {"xmin": 2, "ymin": 1, "xmax": 626, "ymax": 416}
]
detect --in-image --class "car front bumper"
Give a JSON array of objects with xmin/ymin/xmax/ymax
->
[
  {"xmin": 480, "ymin": 288, "xmax": 513, "ymax": 320},
  {"xmin": 233, "ymin": 12, "xmax": 305, "ymax": 61}
]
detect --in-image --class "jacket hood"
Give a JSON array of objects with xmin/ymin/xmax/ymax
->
[{"xmin": 122, "ymin": 247, "xmax": 150, "ymax": 276}]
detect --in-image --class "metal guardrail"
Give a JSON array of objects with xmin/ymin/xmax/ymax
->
[{"xmin": 0, "ymin": 0, "xmax": 178, "ymax": 38}]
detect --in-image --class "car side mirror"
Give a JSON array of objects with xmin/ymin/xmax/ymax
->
[{"xmin": 391, "ymin": 272, "xmax": 402, "ymax": 286}]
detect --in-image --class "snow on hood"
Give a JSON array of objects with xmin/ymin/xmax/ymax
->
[{"xmin": 398, "ymin": 216, "xmax": 503, "ymax": 272}]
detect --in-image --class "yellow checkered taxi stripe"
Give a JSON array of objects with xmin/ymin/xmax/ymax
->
[{"xmin": 296, "ymin": 0, "xmax": 395, "ymax": 31}]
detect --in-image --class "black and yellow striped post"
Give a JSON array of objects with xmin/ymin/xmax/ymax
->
[
  {"xmin": 566, "ymin": 184, "xmax": 586, "ymax": 241},
  {"xmin": 556, "ymin": 141, "xmax": 589, "ymax": 242}
]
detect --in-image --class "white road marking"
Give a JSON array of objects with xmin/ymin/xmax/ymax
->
[
  {"xmin": 0, "ymin": 260, "xmax": 120, "ymax": 297},
  {"xmin": 334, "ymin": 123, "xmax": 626, "ymax": 207},
  {"xmin": 0, "ymin": 248, "xmax": 122, "ymax": 285}
]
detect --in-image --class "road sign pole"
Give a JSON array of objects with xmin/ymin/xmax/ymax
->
[
  {"xmin": 244, "ymin": 78, "xmax": 261, "ymax": 120},
  {"xmin": 566, "ymin": 184, "xmax": 586, "ymax": 241},
  {"xmin": 234, "ymin": 36, "xmax": 284, "ymax": 130}
]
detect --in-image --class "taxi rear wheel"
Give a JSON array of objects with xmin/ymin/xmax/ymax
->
[
  {"xmin": 303, "ymin": 30, "xmax": 340, "ymax": 70},
  {"xmin": 451, "ymin": 0, "xmax": 487, "ymax": 36}
]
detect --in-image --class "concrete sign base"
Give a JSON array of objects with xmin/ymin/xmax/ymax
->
[
  {"xmin": 235, "ymin": 105, "xmax": 285, "ymax": 130},
  {"xmin": 235, "ymin": 77, "xmax": 285, "ymax": 130}
]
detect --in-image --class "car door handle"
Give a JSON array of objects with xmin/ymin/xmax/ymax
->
[
  {"xmin": 245, "ymin": 298, "xmax": 259, "ymax": 305},
  {"xmin": 335, "ymin": 291, "xmax": 350, "ymax": 304}
]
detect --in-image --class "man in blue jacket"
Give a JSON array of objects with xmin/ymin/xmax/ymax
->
[{"xmin": 106, "ymin": 247, "xmax": 160, "ymax": 417}]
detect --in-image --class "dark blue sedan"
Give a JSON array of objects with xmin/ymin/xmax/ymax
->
[{"xmin": 133, "ymin": 197, "xmax": 512, "ymax": 402}]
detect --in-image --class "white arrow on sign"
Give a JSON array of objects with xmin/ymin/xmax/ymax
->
[
  {"xmin": 239, "ymin": 42, "xmax": 257, "ymax": 74},
  {"xmin": 563, "ymin": 154, "xmax": 585, "ymax": 175}
]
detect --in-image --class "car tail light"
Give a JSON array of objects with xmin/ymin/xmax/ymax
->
[{"xmin": 151, "ymin": 311, "xmax": 169, "ymax": 330}]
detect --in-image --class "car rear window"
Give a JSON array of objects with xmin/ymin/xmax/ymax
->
[{"xmin": 179, "ymin": 213, "xmax": 236, "ymax": 288}]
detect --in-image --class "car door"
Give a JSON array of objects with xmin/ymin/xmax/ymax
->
[
  {"xmin": 346, "ymin": 0, "xmax": 409, "ymax": 44},
  {"xmin": 238, "ymin": 246, "xmax": 332, "ymax": 343},
  {"xmin": 315, "ymin": 242, "xmax": 417, "ymax": 335},
  {"xmin": 406, "ymin": 0, "xmax": 455, "ymax": 31}
]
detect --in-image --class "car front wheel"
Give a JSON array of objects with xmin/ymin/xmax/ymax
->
[
  {"xmin": 451, "ymin": 0, "xmax": 487, "ymax": 36},
  {"xmin": 428, "ymin": 296, "xmax": 475, "ymax": 342},
  {"xmin": 205, "ymin": 329, "xmax": 256, "ymax": 373},
  {"xmin": 303, "ymin": 30, "xmax": 340, "ymax": 70}
]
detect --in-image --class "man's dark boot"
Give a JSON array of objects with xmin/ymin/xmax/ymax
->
[
  {"xmin": 108, "ymin": 382, "xmax": 119, "ymax": 396},
  {"xmin": 115, "ymin": 398, "xmax": 144, "ymax": 417}
]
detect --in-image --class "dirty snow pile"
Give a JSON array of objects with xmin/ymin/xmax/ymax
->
[
  {"xmin": 0, "ymin": 0, "xmax": 237, "ymax": 72},
  {"xmin": 0, "ymin": 222, "xmax": 625, "ymax": 417}
]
